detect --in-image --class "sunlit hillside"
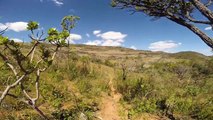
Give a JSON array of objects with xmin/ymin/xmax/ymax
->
[{"xmin": 0, "ymin": 44, "xmax": 212, "ymax": 120}]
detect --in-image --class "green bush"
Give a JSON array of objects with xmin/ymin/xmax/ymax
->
[
  {"xmin": 186, "ymin": 85, "xmax": 200, "ymax": 96},
  {"xmin": 191, "ymin": 100, "xmax": 213, "ymax": 120},
  {"xmin": 52, "ymin": 101, "xmax": 98, "ymax": 120},
  {"xmin": 117, "ymin": 78, "xmax": 154, "ymax": 102},
  {"xmin": 67, "ymin": 61, "xmax": 79, "ymax": 80},
  {"xmin": 52, "ymin": 109, "xmax": 78, "ymax": 120},
  {"xmin": 104, "ymin": 59, "xmax": 114, "ymax": 67},
  {"xmin": 132, "ymin": 99, "xmax": 157, "ymax": 113}
]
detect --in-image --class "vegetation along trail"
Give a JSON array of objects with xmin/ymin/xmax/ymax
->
[{"xmin": 96, "ymin": 69, "xmax": 123, "ymax": 120}]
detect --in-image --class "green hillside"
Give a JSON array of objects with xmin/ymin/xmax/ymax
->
[{"xmin": 0, "ymin": 44, "xmax": 213, "ymax": 120}]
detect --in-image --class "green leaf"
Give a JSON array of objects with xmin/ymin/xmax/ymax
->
[
  {"xmin": 61, "ymin": 15, "xmax": 80, "ymax": 31},
  {"xmin": 48, "ymin": 28, "xmax": 59, "ymax": 36},
  {"xmin": 0, "ymin": 36, "xmax": 9, "ymax": 45},
  {"xmin": 47, "ymin": 35, "xmax": 58, "ymax": 42},
  {"xmin": 27, "ymin": 21, "xmax": 39, "ymax": 31},
  {"xmin": 59, "ymin": 31, "xmax": 69, "ymax": 39},
  {"xmin": 59, "ymin": 39, "xmax": 67, "ymax": 46},
  {"xmin": 111, "ymin": 0, "xmax": 117, "ymax": 7}
]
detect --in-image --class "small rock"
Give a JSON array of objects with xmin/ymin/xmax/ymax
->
[{"xmin": 79, "ymin": 112, "xmax": 88, "ymax": 120}]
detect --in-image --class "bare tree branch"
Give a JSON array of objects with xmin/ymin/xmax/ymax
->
[
  {"xmin": 21, "ymin": 69, "xmax": 40, "ymax": 103},
  {"xmin": 51, "ymin": 46, "xmax": 59, "ymax": 60},
  {"xmin": 4, "ymin": 44, "xmax": 28, "ymax": 73},
  {"xmin": 0, "ymin": 74, "xmax": 27, "ymax": 104},
  {"xmin": 0, "ymin": 53, "xmax": 18, "ymax": 76},
  {"xmin": 112, "ymin": 0, "xmax": 213, "ymax": 48},
  {"xmin": 190, "ymin": 0, "xmax": 213, "ymax": 22},
  {"xmin": 0, "ymin": 91, "xmax": 49, "ymax": 120},
  {"xmin": 21, "ymin": 83, "xmax": 33, "ymax": 101},
  {"xmin": 0, "ymin": 15, "xmax": 78, "ymax": 119},
  {"xmin": 205, "ymin": 0, "xmax": 213, "ymax": 7},
  {"xmin": 0, "ymin": 28, "xmax": 8, "ymax": 35},
  {"xmin": 185, "ymin": 12, "xmax": 212, "ymax": 24},
  {"xmin": 167, "ymin": 12, "xmax": 213, "ymax": 48},
  {"xmin": 26, "ymin": 40, "xmax": 39, "ymax": 58},
  {"xmin": 26, "ymin": 31, "xmax": 45, "ymax": 63},
  {"xmin": 6, "ymin": 63, "xmax": 18, "ymax": 76},
  {"xmin": 35, "ymin": 69, "xmax": 40, "ymax": 101}
]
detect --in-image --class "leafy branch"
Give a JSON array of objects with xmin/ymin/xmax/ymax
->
[{"xmin": 0, "ymin": 15, "xmax": 79, "ymax": 119}]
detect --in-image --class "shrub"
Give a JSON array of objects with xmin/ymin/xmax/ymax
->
[
  {"xmin": 79, "ymin": 56, "xmax": 91, "ymax": 76},
  {"xmin": 52, "ymin": 109, "xmax": 78, "ymax": 120},
  {"xmin": 104, "ymin": 59, "xmax": 114, "ymax": 67},
  {"xmin": 132, "ymin": 99, "xmax": 157, "ymax": 113},
  {"xmin": 191, "ymin": 99, "xmax": 213, "ymax": 120}
]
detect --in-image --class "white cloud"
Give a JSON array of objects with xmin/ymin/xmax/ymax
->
[
  {"xmin": 6, "ymin": 22, "xmax": 28, "ymax": 32},
  {"xmin": 11, "ymin": 38, "xmax": 23, "ymax": 42},
  {"xmin": 205, "ymin": 26, "xmax": 212, "ymax": 30},
  {"xmin": 101, "ymin": 39, "xmax": 123, "ymax": 46},
  {"xmin": 85, "ymin": 31, "xmax": 127, "ymax": 47},
  {"xmin": 86, "ymin": 33, "xmax": 90, "ymax": 38},
  {"xmin": 67, "ymin": 33, "xmax": 82, "ymax": 44},
  {"xmin": 0, "ymin": 22, "xmax": 28, "ymax": 32},
  {"xmin": 149, "ymin": 40, "xmax": 181, "ymax": 52},
  {"xmin": 186, "ymin": 48, "xmax": 213, "ymax": 56},
  {"xmin": 130, "ymin": 46, "xmax": 137, "ymax": 50},
  {"xmin": 40, "ymin": 0, "xmax": 63, "ymax": 6},
  {"xmin": 0, "ymin": 23, "xmax": 7, "ymax": 30},
  {"xmin": 99, "ymin": 31, "xmax": 127, "ymax": 40},
  {"xmin": 96, "ymin": 34, "xmax": 101, "ymax": 37},
  {"xmin": 52, "ymin": 0, "xmax": 63, "ymax": 6},
  {"xmin": 84, "ymin": 40, "xmax": 102, "ymax": 46},
  {"xmin": 93, "ymin": 30, "xmax": 101, "ymax": 35}
]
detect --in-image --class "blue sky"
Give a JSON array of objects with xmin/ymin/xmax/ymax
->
[{"xmin": 0, "ymin": 0, "xmax": 212, "ymax": 55}]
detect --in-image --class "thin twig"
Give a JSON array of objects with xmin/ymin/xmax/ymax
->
[
  {"xmin": 0, "ymin": 91, "xmax": 49, "ymax": 120},
  {"xmin": 0, "ymin": 74, "xmax": 27, "ymax": 104}
]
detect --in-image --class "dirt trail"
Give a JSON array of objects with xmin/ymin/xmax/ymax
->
[{"xmin": 96, "ymin": 73, "xmax": 123, "ymax": 120}]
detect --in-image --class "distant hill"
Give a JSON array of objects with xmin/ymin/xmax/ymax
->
[
  {"xmin": 1, "ymin": 43, "xmax": 212, "ymax": 120},
  {"xmin": 169, "ymin": 51, "xmax": 209, "ymax": 59},
  {"xmin": 72, "ymin": 44, "xmax": 208, "ymax": 58}
]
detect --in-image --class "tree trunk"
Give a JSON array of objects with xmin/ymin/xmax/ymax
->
[
  {"xmin": 191, "ymin": 0, "xmax": 213, "ymax": 23},
  {"xmin": 168, "ymin": 16, "xmax": 213, "ymax": 49},
  {"xmin": 185, "ymin": 23, "xmax": 213, "ymax": 48},
  {"xmin": 34, "ymin": 106, "xmax": 49, "ymax": 120}
]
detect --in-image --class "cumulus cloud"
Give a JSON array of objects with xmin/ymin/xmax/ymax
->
[
  {"xmin": 84, "ymin": 40, "xmax": 102, "ymax": 46},
  {"xmin": 99, "ymin": 31, "xmax": 127, "ymax": 40},
  {"xmin": 11, "ymin": 38, "xmax": 23, "ymax": 42},
  {"xmin": 0, "ymin": 23, "xmax": 7, "ymax": 30},
  {"xmin": 0, "ymin": 22, "xmax": 28, "ymax": 32},
  {"xmin": 67, "ymin": 33, "xmax": 82, "ymax": 44},
  {"xmin": 40, "ymin": 0, "xmax": 63, "ymax": 6},
  {"xmin": 101, "ymin": 39, "xmax": 123, "ymax": 46},
  {"xmin": 85, "ymin": 31, "xmax": 127, "ymax": 47},
  {"xmin": 93, "ymin": 30, "xmax": 101, "ymax": 35},
  {"xmin": 205, "ymin": 26, "xmax": 212, "ymax": 30},
  {"xmin": 149, "ymin": 40, "xmax": 181, "ymax": 52},
  {"xmin": 96, "ymin": 34, "xmax": 101, "ymax": 37},
  {"xmin": 130, "ymin": 46, "xmax": 137, "ymax": 50},
  {"xmin": 52, "ymin": 0, "xmax": 63, "ymax": 6}
]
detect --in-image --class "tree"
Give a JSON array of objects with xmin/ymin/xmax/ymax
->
[
  {"xmin": 0, "ymin": 15, "xmax": 79, "ymax": 119},
  {"xmin": 111, "ymin": 0, "xmax": 213, "ymax": 48}
]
